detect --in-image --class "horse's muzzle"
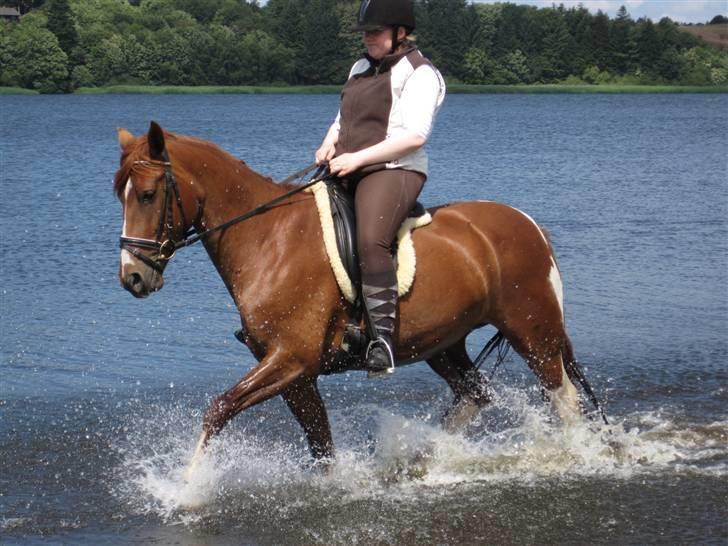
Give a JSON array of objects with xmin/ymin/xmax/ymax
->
[{"xmin": 121, "ymin": 270, "xmax": 164, "ymax": 298}]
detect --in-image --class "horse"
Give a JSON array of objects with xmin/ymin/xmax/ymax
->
[{"xmin": 115, "ymin": 121, "xmax": 601, "ymax": 475}]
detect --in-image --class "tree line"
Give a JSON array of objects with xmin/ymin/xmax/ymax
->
[{"xmin": 1, "ymin": 0, "xmax": 727, "ymax": 93}]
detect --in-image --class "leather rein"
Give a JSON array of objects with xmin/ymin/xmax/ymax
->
[{"xmin": 119, "ymin": 155, "xmax": 329, "ymax": 273}]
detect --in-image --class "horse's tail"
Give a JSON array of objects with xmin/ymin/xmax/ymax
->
[{"xmin": 562, "ymin": 336, "xmax": 609, "ymax": 425}]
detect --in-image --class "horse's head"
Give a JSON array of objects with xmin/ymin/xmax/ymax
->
[{"xmin": 115, "ymin": 121, "xmax": 199, "ymax": 298}]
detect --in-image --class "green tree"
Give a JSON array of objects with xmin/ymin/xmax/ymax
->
[
  {"xmin": 417, "ymin": 0, "xmax": 470, "ymax": 80},
  {"xmin": 589, "ymin": 10, "xmax": 611, "ymax": 69},
  {"xmin": 635, "ymin": 19, "xmax": 660, "ymax": 75},
  {"xmin": 213, "ymin": 0, "xmax": 263, "ymax": 33},
  {"xmin": 169, "ymin": 0, "xmax": 222, "ymax": 24},
  {"xmin": 471, "ymin": 2, "xmax": 502, "ymax": 52},
  {"xmin": 0, "ymin": 13, "xmax": 68, "ymax": 91},
  {"xmin": 493, "ymin": 49, "xmax": 530, "ymax": 84},
  {"xmin": 564, "ymin": 4, "xmax": 596, "ymax": 73},
  {"xmin": 46, "ymin": 0, "xmax": 78, "ymax": 56},
  {"xmin": 462, "ymin": 47, "xmax": 489, "ymax": 83},
  {"xmin": 534, "ymin": 9, "xmax": 575, "ymax": 81},
  {"xmin": 296, "ymin": 0, "xmax": 344, "ymax": 84},
  {"xmin": 237, "ymin": 29, "xmax": 294, "ymax": 84},
  {"xmin": 265, "ymin": 0, "xmax": 305, "ymax": 51},
  {"xmin": 609, "ymin": 5, "xmax": 632, "ymax": 73},
  {"xmin": 86, "ymin": 33, "xmax": 151, "ymax": 85}
]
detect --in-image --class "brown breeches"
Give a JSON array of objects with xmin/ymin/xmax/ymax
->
[{"xmin": 354, "ymin": 169, "xmax": 425, "ymax": 288}]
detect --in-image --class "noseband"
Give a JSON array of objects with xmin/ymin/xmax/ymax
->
[
  {"xmin": 120, "ymin": 157, "xmax": 330, "ymax": 273},
  {"xmin": 119, "ymin": 151, "xmax": 192, "ymax": 273}
]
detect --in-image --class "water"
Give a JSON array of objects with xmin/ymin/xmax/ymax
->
[{"xmin": 1, "ymin": 93, "xmax": 726, "ymax": 545}]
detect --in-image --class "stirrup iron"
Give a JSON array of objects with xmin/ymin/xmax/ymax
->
[{"xmin": 365, "ymin": 337, "xmax": 396, "ymax": 379}]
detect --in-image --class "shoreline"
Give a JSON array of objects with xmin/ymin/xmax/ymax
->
[{"xmin": 2, "ymin": 84, "xmax": 727, "ymax": 95}]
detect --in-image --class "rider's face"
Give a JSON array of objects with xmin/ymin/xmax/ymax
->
[{"xmin": 362, "ymin": 28, "xmax": 393, "ymax": 60}]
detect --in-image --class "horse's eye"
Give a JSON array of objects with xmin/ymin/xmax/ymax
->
[{"xmin": 140, "ymin": 190, "xmax": 156, "ymax": 204}]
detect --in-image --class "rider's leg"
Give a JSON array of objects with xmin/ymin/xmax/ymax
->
[{"xmin": 355, "ymin": 168, "xmax": 425, "ymax": 373}]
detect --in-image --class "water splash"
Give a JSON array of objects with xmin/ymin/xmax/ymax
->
[{"xmin": 112, "ymin": 386, "xmax": 727, "ymax": 525}]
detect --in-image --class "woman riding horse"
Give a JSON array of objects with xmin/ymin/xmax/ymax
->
[{"xmin": 316, "ymin": 0, "xmax": 446, "ymax": 376}]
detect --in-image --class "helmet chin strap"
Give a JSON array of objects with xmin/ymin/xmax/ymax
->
[{"xmin": 389, "ymin": 26, "xmax": 400, "ymax": 54}]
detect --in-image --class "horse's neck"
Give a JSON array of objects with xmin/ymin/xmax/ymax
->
[
  {"xmin": 182, "ymin": 145, "xmax": 306, "ymax": 292},
  {"xmin": 192, "ymin": 160, "xmax": 280, "ymax": 228}
]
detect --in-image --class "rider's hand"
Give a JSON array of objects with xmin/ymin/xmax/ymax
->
[
  {"xmin": 315, "ymin": 141, "xmax": 336, "ymax": 164},
  {"xmin": 328, "ymin": 152, "xmax": 363, "ymax": 177}
]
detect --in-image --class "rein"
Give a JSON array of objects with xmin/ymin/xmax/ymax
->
[{"xmin": 119, "ymin": 158, "xmax": 329, "ymax": 272}]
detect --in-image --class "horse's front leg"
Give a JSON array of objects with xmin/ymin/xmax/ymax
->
[{"xmin": 185, "ymin": 347, "xmax": 309, "ymax": 479}]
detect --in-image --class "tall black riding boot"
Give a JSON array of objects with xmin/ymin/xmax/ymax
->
[{"xmin": 362, "ymin": 279, "xmax": 398, "ymax": 378}]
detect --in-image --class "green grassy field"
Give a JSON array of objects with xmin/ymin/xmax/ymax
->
[
  {"xmin": 77, "ymin": 84, "xmax": 728, "ymax": 94},
  {"xmin": 73, "ymin": 85, "xmax": 343, "ymax": 94},
  {"xmin": 2, "ymin": 84, "xmax": 726, "ymax": 95},
  {"xmin": 0, "ymin": 87, "xmax": 39, "ymax": 95},
  {"xmin": 447, "ymin": 84, "xmax": 728, "ymax": 93}
]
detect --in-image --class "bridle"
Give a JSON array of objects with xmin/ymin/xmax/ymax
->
[
  {"xmin": 119, "ymin": 151, "xmax": 190, "ymax": 273},
  {"xmin": 119, "ymin": 155, "xmax": 328, "ymax": 273},
  {"xmin": 119, "ymin": 153, "xmax": 329, "ymax": 273}
]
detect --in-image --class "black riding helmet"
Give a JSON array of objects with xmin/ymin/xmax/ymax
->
[{"xmin": 352, "ymin": 0, "xmax": 415, "ymax": 33}]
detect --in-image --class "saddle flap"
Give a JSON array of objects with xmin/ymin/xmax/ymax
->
[{"xmin": 327, "ymin": 181, "xmax": 361, "ymax": 290}]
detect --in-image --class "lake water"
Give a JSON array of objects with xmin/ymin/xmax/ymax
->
[{"xmin": 1, "ymin": 93, "xmax": 726, "ymax": 545}]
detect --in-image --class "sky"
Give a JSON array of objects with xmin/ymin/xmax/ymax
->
[{"xmin": 473, "ymin": 1, "xmax": 728, "ymax": 24}]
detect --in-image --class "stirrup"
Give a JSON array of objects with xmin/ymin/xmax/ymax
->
[{"xmin": 365, "ymin": 337, "xmax": 395, "ymax": 379}]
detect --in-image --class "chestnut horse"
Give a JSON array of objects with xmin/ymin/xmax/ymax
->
[{"xmin": 116, "ymin": 121, "xmax": 599, "ymax": 473}]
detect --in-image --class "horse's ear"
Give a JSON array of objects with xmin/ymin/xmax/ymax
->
[
  {"xmin": 147, "ymin": 121, "xmax": 166, "ymax": 160},
  {"xmin": 117, "ymin": 128, "xmax": 135, "ymax": 150}
]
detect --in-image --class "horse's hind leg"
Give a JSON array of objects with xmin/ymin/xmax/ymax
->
[
  {"xmin": 281, "ymin": 377, "xmax": 334, "ymax": 462},
  {"xmin": 427, "ymin": 338, "xmax": 491, "ymax": 433},
  {"xmin": 503, "ymin": 323, "xmax": 581, "ymax": 423}
]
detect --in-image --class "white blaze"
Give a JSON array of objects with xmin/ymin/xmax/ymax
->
[{"xmin": 120, "ymin": 178, "xmax": 135, "ymax": 268}]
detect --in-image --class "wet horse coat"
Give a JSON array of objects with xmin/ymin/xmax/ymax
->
[{"xmin": 116, "ymin": 122, "xmax": 584, "ymax": 470}]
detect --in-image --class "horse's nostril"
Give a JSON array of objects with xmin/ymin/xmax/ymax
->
[
  {"xmin": 129, "ymin": 272, "xmax": 142, "ymax": 287},
  {"xmin": 123, "ymin": 271, "xmax": 149, "ymax": 298}
]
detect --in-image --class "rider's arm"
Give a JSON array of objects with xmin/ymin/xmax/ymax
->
[
  {"xmin": 333, "ymin": 132, "xmax": 425, "ymax": 174},
  {"xmin": 329, "ymin": 66, "xmax": 444, "ymax": 177},
  {"xmin": 315, "ymin": 116, "xmax": 340, "ymax": 164}
]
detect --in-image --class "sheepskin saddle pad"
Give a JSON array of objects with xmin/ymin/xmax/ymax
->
[{"xmin": 307, "ymin": 180, "xmax": 431, "ymax": 303}]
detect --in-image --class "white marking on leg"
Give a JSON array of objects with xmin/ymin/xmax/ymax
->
[
  {"xmin": 515, "ymin": 206, "xmax": 565, "ymax": 316},
  {"xmin": 549, "ymin": 259, "xmax": 564, "ymax": 314},
  {"xmin": 552, "ymin": 360, "xmax": 580, "ymax": 424},
  {"xmin": 184, "ymin": 432, "xmax": 207, "ymax": 482}
]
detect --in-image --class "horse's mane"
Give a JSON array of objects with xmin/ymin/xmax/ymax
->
[{"xmin": 113, "ymin": 131, "xmax": 277, "ymax": 198}]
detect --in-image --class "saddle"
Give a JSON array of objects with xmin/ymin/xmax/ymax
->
[
  {"xmin": 237, "ymin": 177, "xmax": 431, "ymax": 371},
  {"xmin": 308, "ymin": 178, "xmax": 431, "ymax": 303}
]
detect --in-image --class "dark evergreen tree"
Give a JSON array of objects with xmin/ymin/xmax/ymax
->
[
  {"xmin": 297, "ymin": 0, "xmax": 344, "ymax": 84},
  {"xmin": 635, "ymin": 19, "xmax": 661, "ymax": 74},
  {"xmin": 46, "ymin": 0, "xmax": 78, "ymax": 57},
  {"xmin": 609, "ymin": 5, "xmax": 632, "ymax": 73},
  {"xmin": 564, "ymin": 4, "xmax": 595, "ymax": 72},
  {"xmin": 417, "ymin": 0, "xmax": 470, "ymax": 79},
  {"xmin": 589, "ymin": 10, "xmax": 611, "ymax": 69}
]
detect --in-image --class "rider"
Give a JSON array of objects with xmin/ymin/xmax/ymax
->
[{"xmin": 315, "ymin": 0, "xmax": 446, "ymax": 375}]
